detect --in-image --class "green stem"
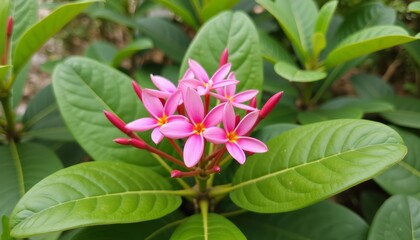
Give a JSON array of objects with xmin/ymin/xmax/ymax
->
[
  {"xmin": 151, "ymin": 153, "xmax": 190, "ymax": 190},
  {"xmin": 199, "ymin": 199, "xmax": 209, "ymax": 240},
  {"xmin": 197, "ymin": 174, "xmax": 208, "ymax": 194},
  {"xmin": 310, "ymin": 67, "xmax": 340, "ymax": 105},
  {"xmin": 9, "ymin": 140, "xmax": 25, "ymax": 197},
  {"xmin": 220, "ymin": 209, "xmax": 247, "ymax": 218},
  {"xmin": 209, "ymin": 183, "xmax": 233, "ymax": 198},
  {"xmin": 0, "ymin": 93, "xmax": 17, "ymax": 141}
]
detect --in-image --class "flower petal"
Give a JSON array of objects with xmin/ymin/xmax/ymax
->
[
  {"xmin": 183, "ymin": 134, "xmax": 204, "ymax": 167},
  {"xmin": 211, "ymin": 63, "xmax": 231, "ymax": 83},
  {"xmin": 160, "ymin": 121, "xmax": 194, "ymax": 139},
  {"xmin": 203, "ymin": 127, "xmax": 227, "ymax": 144},
  {"xmin": 143, "ymin": 88, "xmax": 171, "ymax": 99},
  {"xmin": 126, "ymin": 118, "xmax": 158, "ymax": 131},
  {"xmin": 233, "ymin": 90, "xmax": 259, "ymax": 103},
  {"xmin": 167, "ymin": 115, "xmax": 189, "ymax": 123},
  {"xmin": 181, "ymin": 68, "xmax": 194, "ymax": 79},
  {"xmin": 235, "ymin": 110, "xmax": 259, "ymax": 135},
  {"xmin": 212, "ymin": 79, "xmax": 239, "ymax": 89},
  {"xmin": 224, "ymin": 72, "xmax": 237, "ymax": 97},
  {"xmin": 151, "ymin": 128, "xmax": 164, "ymax": 144},
  {"xmin": 179, "ymin": 79, "xmax": 202, "ymax": 88},
  {"xmin": 184, "ymin": 88, "xmax": 204, "ymax": 124},
  {"xmin": 142, "ymin": 91, "xmax": 163, "ymax": 118},
  {"xmin": 226, "ymin": 142, "xmax": 246, "ymax": 164},
  {"xmin": 203, "ymin": 103, "xmax": 224, "ymax": 127},
  {"xmin": 232, "ymin": 102, "xmax": 257, "ymax": 111},
  {"xmin": 188, "ymin": 59, "xmax": 209, "ymax": 83},
  {"xmin": 150, "ymin": 74, "xmax": 177, "ymax": 93},
  {"xmin": 164, "ymin": 90, "xmax": 182, "ymax": 116},
  {"xmin": 223, "ymin": 102, "xmax": 236, "ymax": 132},
  {"xmin": 237, "ymin": 136, "xmax": 268, "ymax": 153}
]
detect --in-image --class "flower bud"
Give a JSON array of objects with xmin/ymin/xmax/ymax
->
[
  {"xmin": 247, "ymin": 97, "xmax": 257, "ymax": 114},
  {"xmin": 103, "ymin": 110, "xmax": 131, "ymax": 134},
  {"xmin": 7, "ymin": 16, "xmax": 13, "ymax": 37},
  {"xmin": 132, "ymin": 80, "xmax": 142, "ymax": 101},
  {"xmin": 129, "ymin": 138, "xmax": 147, "ymax": 149},
  {"xmin": 219, "ymin": 48, "xmax": 229, "ymax": 67},
  {"xmin": 260, "ymin": 91, "xmax": 283, "ymax": 119},
  {"xmin": 171, "ymin": 170, "xmax": 182, "ymax": 178},
  {"xmin": 114, "ymin": 138, "xmax": 130, "ymax": 145}
]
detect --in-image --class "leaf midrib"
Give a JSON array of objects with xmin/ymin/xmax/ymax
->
[{"xmin": 232, "ymin": 143, "xmax": 404, "ymax": 191}]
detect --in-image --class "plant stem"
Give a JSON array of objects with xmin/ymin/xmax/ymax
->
[
  {"xmin": 0, "ymin": 93, "xmax": 17, "ymax": 141},
  {"xmin": 197, "ymin": 174, "xmax": 208, "ymax": 194},
  {"xmin": 220, "ymin": 209, "xmax": 247, "ymax": 218},
  {"xmin": 151, "ymin": 153, "xmax": 190, "ymax": 190},
  {"xmin": 208, "ymin": 183, "xmax": 233, "ymax": 198},
  {"xmin": 9, "ymin": 140, "xmax": 25, "ymax": 197},
  {"xmin": 199, "ymin": 199, "xmax": 209, "ymax": 240}
]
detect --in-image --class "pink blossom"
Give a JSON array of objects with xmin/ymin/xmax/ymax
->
[
  {"xmin": 212, "ymin": 72, "xmax": 258, "ymax": 111},
  {"xmin": 160, "ymin": 88, "xmax": 224, "ymax": 167},
  {"xmin": 181, "ymin": 59, "xmax": 238, "ymax": 95},
  {"xmin": 125, "ymin": 90, "xmax": 185, "ymax": 144},
  {"xmin": 204, "ymin": 103, "xmax": 267, "ymax": 164},
  {"xmin": 147, "ymin": 69, "xmax": 193, "ymax": 99}
]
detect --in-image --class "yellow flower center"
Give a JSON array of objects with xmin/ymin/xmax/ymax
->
[
  {"xmin": 193, "ymin": 123, "xmax": 206, "ymax": 134},
  {"xmin": 158, "ymin": 115, "xmax": 168, "ymax": 126},
  {"xmin": 227, "ymin": 131, "xmax": 238, "ymax": 142}
]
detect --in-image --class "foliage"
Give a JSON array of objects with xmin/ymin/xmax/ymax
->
[{"xmin": 1, "ymin": 0, "xmax": 419, "ymax": 239}]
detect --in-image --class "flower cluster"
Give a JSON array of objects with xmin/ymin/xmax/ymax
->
[{"xmin": 105, "ymin": 49, "xmax": 283, "ymax": 178}]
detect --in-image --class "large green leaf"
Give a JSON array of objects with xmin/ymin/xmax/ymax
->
[
  {"xmin": 112, "ymin": 38, "xmax": 153, "ymax": 67},
  {"xmin": 256, "ymin": 0, "xmax": 318, "ymax": 62},
  {"xmin": 155, "ymin": 0, "xmax": 198, "ymax": 29},
  {"xmin": 274, "ymin": 60, "xmax": 327, "ymax": 82},
  {"xmin": 0, "ymin": 143, "xmax": 63, "ymax": 232},
  {"xmin": 314, "ymin": 1, "xmax": 338, "ymax": 37},
  {"xmin": 170, "ymin": 213, "xmax": 245, "ymax": 240},
  {"xmin": 22, "ymin": 84, "xmax": 73, "ymax": 141},
  {"xmin": 10, "ymin": 161, "xmax": 182, "ymax": 237},
  {"xmin": 230, "ymin": 119, "xmax": 407, "ymax": 213},
  {"xmin": 380, "ymin": 96, "xmax": 420, "ymax": 129},
  {"xmin": 368, "ymin": 195, "xmax": 420, "ymax": 240},
  {"xmin": 84, "ymin": 41, "xmax": 118, "ymax": 65},
  {"xmin": 136, "ymin": 17, "xmax": 190, "ymax": 63},
  {"xmin": 10, "ymin": 0, "xmax": 38, "ymax": 51},
  {"xmin": 408, "ymin": 1, "xmax": 420, "ymax": 14},
  {"xmin": 258, "ymin": 30, "xmax": 294, "ymax": 65},
  {"xmin": 0, "ymin": 0, "xmax": 10, "ymax": 59},
  {"xmin": 85, "ymin": 7, "xmax": 136, "ymax": 29},
  {"xmin": 181, "ymin": 11, "xmax": 262, "ymax": 92},
  {"xmin": 231, "ymin": 201, "xmax": 368, "ymax": 240},
  {"xmin": 52, "ymin": 57, "xmax": 161, "ymax": 168},
  {"xmin": 325, "ymin": 26, "xmax": 420, "ymax": 67},
  {"xmin": 360, "ymin": 191, "xmax": 387, "ymax": 225},
  {"xmin": 321, "ymin": 97, "xmax": 394, "ymax": 114},
  {"xmin": 69, "ymin": 210, "xmax": 183, "ymax": 240},
  {"xmin": 297, "ymin": 107, "xmax": 363, "ymax": 124},
  {"xmin": 350, "ymin": 73, "xmax": 394, "ymax": 99},
  {"xmin": 201, "ymin": 0, "xmax": 240, "ymax": 22},
  {"xmin": 12, "ymin": 0, "xmax": 100, "ymax": 76},
  {"xmin": 375, "ymin": 127, "xmax": 420, "ymax": 195}
]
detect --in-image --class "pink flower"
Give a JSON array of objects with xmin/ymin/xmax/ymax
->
[
  {"xmin": 204, "ymin": 103, "xmax": 268, "ymax": 164},
  {"xmin": 212, "ymin": 72, "xmax": 258, "ymax": 111},
  {"xmin": 160, "ymin": 88, "xmax": 224, "ymax": 167},
  {"xmin": 181, "ymin": 59, "xmax": 238, "ymax": 95},
  {"xmin": 147, "ymin": 69, "xmax": 193, "ymax": 99},
  {"xmin": 125, "ymin": 90, "xmax": 185, "ymax": 144}
]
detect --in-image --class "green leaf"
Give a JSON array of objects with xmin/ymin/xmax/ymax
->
[
  {"xmin": 12, "ymin": 0, "xmax": 100, "ymax": 76},
  {"xmin": 0, "ymin": 143, "xmax": 63, "ymax": 231},
  {"xmin": 298, "ymin": 107, "xmax": 363, "ymax": 124},
  {"xmin": 1, "ymin": 215, "xmax": 11, "ymax": 240},
  {"xmin": 325, "ymin": 26, "xmax": 420, "ymax": 68},
  {"xmin": 258, "ymin": 30, "xmax": 295, "ymax": 65},
  {"xmin": 252, "ymin": 123, "xmax": 299, "ymax": 143},
  {"xmin": 230, "ymin": 119, "xmax": 407, "ymax": 213},
  {"xmin": 10, "ymin": 63, "xmax": 29, "ymax": 108},
  {"xmin": 10, "ymin": 161, "xmax": 182, "ymax": 237},
  {"xmin": 84, "ymin": 41, "xmax": 118, "ymax": 65},
  {"xmin": 360, "ymin": 191, "xmax": 387, "ymax": 224},
  {"xmin": 408, "ymin": 1, "xmax": 420, "ymax": 14},
  {"xmin": 86, "ymin": 7, "xmax": 137, "ymax": 29},
  {"xmin": 112, "ymin": 38, "xmax": 153, "ymax": 67},
  {"xmin": 231, "ymin": 201, "xmax": 368, "ymax": 240},
  {"xmin": 201, "ymin": 0, "xmax": 240, "ymax": 22},
  {"xmin": 136, "ymin": 17, "xmax": 190, "ymax": 63},
  {"xmin": 350, "ymin": 73, "xmax": 394, "ymax": 99},
  {"xmin": 10, "ymin": 0, "xmax": 38, "ymax": 51},
  {"xmin": 180, "ymin": 11, "xmax": 263, "ymax": 92},
  {"xmin": 170, "ymin": 213, "xmax": 246, "ymax": 240},
  {"xmin": 321, "ymin": 97, "xmax": 394, "ymax": 114},
  {"xmin": 155, "ymin": 0, "xmax": 198, "ymax": 29},
  {"xmin": 275, "ymin": 60, "xmax": 327, "ymax": 82},
  {"xmin": 314, "ymin": 1, "xmax": 338, "ymax": 37},
  {"xmin": 69, "ymin": 211, "xmax": 183, "ymax": 240},
  {"xmin": 0, "ymin": 65, "xmax": 11, "ymax": 84},
  {"xmin": 375, "ymin": 127, "xmax": 420, "ymax": 195},
  {"xmin": 257, "ymin": 0, "xmax": 318, "ymax": 62},
  {"xmin": 380, "ymin": 96, "xmax": 420, "ymax": 129},
  {"xmin": 52, "ymin": 57, "xmax": 159, "ymax": 167},
  {"xmin": 22, "ymin": 84, "xmax": 73, "ymax": 141},
  {"xmin": 0, "ymin": 0, "xmax": 10, "ymax": 59},
  {"xmin": 368, "ymin": 195, "xmax": 420, "ymax": 240}
]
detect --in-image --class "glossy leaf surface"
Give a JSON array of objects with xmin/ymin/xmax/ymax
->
[
  {"xmin": 368, "ymin": 195, "xmax": 420, "ymax": 240},
  {"xmin": 10, "ymin": 161, "xmax": 181, "ymax": 237},
  {"xmin": 231, "ymin": 119, "xmax": 407, "ymax": 213},
  {"xmin": 298, "ymin": 107, "xmax": 363, "ymax": 124},
  {"xmin": 274, "ymin": 60, "xmax": 327, "ymax": 82},
  {"xmin": 380, "ymin": 96, "xmax": 420, "ymax": 129},
  {"xmin": 231, "ymin": 201, "xmax": 368, "ymax": 240},
  {"xmin": 350, "ymin": 73, "xmax": 394, "ymax": 99},
  {"xmin": 408, "ymin": 1, "xmax": 420, "ymax": 14},
  {"xmin": 181, "ymin": 11, "xmax": 262, "ymax": 92},
  {"xmin": 10, "ymin": 0, "xmax": 38, "ymax": 50},
  {"xmin": 321, "ymin": 97, "xmax": 394, "ymax": 114},
  {"xmin": 12, "ymin": 0, "xmax": 100, "ymax": 75},
  {"xmin": 170, "ymin": 213, "xmax": 245, "ymax": 240}
]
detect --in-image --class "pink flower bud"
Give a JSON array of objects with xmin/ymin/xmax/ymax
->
[
  {"xmin": 132, "ymin": 80, "xmax": 142, "ymax": 101},
  {"xmin": 247, "ymin": 97, "xmax": 257, "ymax": 114},
  {"xmin": 219, "ymin": 48, "xmax": 229, "ymax": 67},
  {"xmin": 260, "ymin": 91, "xmax": 283, "ymax": 119},
  {"xmin": 171, "ymin": 170, "xmax": 182, "ymax": 178},
  {"xmin": 103, "ymin": 110, "xmax": 131, "ymax": 134},
  {"xmin": 7, "ymin": 16, "xmax": 13, "ymax": 37},
  {"xmin": 129, "ymin": 138, "xmax": 147, "ymax": 149},
  {"xmin": 212, "ymin": 166, "xmax": 221, "ymax": 173},
  {"xmin": 114, "ymin": 138, "xmax": 130, "ymax": 145}
]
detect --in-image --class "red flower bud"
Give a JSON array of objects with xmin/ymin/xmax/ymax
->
[
  {"xmin": 129, "ymin": 138, "xmax": 147, "ymax": 149},
  {"xmin": 171, "ymin": 170, "xmax": 182, "ymax": 178},
  {"xmin": 103, "ymin": 110, "xmax": 131, "ymax": 134},
  {"xmin": 247, "ymin": 97, "xmax": 257, "ymax": 114},
  {"xmin": 260, "ymin": 91, "xmax": 283, "ymax": 119},
  {"xmin": 7, "ymin": 16, "xmax": 13, "ymax": 37},
  {"xmin": 219, "ymin": 48, "xmax": 229, "ymax": 67},
  {"xmin": 114, "ymin": 138, "xmax": 130, "ymax": 145},
  {"xmin": 132, "ymin": 80, "xmax": 142, "ymax": 101}
]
